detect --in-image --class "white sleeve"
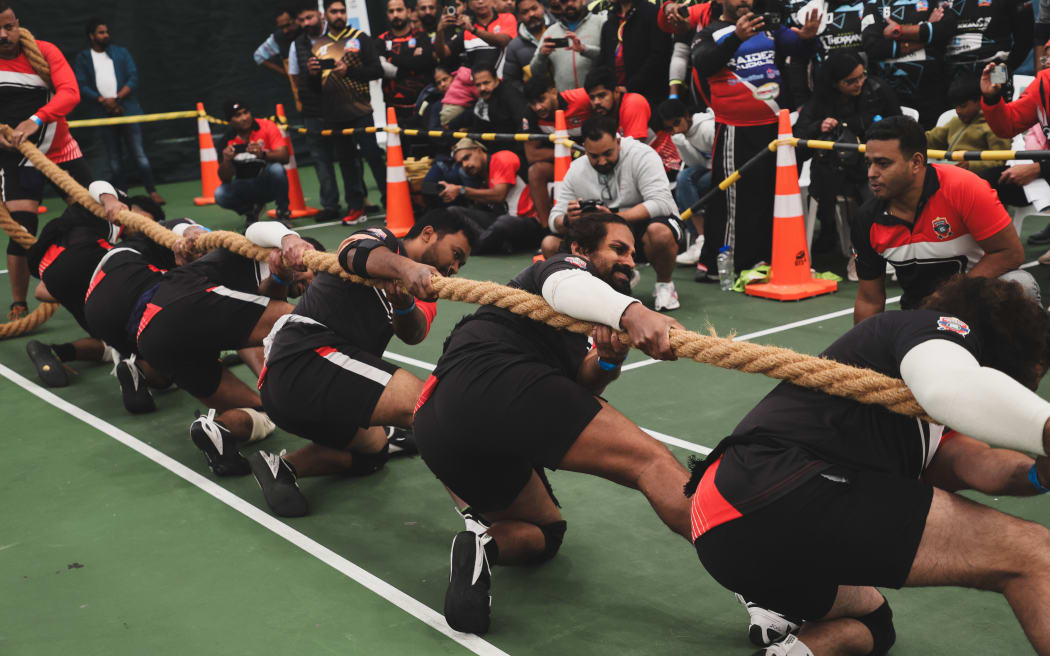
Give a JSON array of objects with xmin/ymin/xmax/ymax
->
[
  {"xmin": 380, "ymin": 57, "xmax": 399, "ymax": 79},
  {"xmin": 540, "ymin": 268, "xmax": 639, "ymax": 329},
  {"xmin": 88, "ymin": 180, "xmax": 119, "ymax": 204},
  {"xmin": 245, "ymin": 222, "xmax": 298, "ymax": 248},
  {"xmin": 171, "ymin": 221, "xmax": 201, "ymax": 237},
  {"xmin": 287, "ymin": 42, "xmax": 300, "ymax": 75},
  {"xmin": 668, "ymin": 41, "xmax": 689, "ymax": 84},
  {"xmin": 900, "ymin": 339, "xmax": 1050, "ymax": 455}
]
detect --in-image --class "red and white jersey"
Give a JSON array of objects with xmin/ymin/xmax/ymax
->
[
  {"xmin": 489, "ymin": 150, "xmax": 535, "ymax": 219},
  {"xmin": 0, "ymin": 40, "xmax": 82, "ymax": 165},
  {"xmin": 527, "ymin": 88, "xmax": 650, "ymax": 140}
]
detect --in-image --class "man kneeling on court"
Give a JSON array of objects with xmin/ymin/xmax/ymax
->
[
  {"xmin": 252, "ymin": 210, "xmax": 477, "ymax": 517},
  {"xmin": 687, "ymin": 275, "xmax": 1050, "ymax": 655},
  {"xmin": 413, "ymin": 212, "xmax": 691, "ymax": 634}
]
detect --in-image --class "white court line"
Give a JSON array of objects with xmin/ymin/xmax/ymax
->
[
  {"xmin": 0, "ymin": 363, "xmax": 508, "ymax": 656},
  {"xmin": 384, "ymin": 350, "xmax": 436, "ymax": 371},
  {"xmin": 0, "ymin": 268, "xmax": 7, "ymax": 275},
  {"xmin": 297, "ymin": 214, "xmax": 386, "ymax": 233}
]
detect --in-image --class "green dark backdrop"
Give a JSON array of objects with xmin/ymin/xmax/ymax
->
[{"xmin": 15, "ymin": 0, "xmax": 388, "ymax": 188}]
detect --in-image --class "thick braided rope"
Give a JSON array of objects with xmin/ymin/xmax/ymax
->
[
  {"xmin": 0, "ymin": 123, "xmax": 931, "ymax": 420},
  {"xmin": 0, "ymin": 201, "xmax": 38, "ymax": 249},
  {"xmin": 0, "ymin": 190, "xmax": 61, "ymax": 338},
  {"xmin": 18, "ymin": 29, "xmax": 52, "ymax": 90}
]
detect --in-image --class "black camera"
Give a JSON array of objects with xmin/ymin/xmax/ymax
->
[
  {"xmin": 421, "ymin": 181, "xmax": 443, "ymax": 196},
  {"xmin": 760, "ymin": 11, "xmax": 781, "ymax": 29},
  {"xmin": 319, "ymin": 58, "xmax": 336, "ymax": 70},
  {"xmin": 676, "ymin": 4, "xmax": 690, "ymax": 17},
  {"xmin": 753, "ymin": 0, "xmax": 785, "ymax": 30},
  {"xmin": 577, "ymin": 199, "xmax": 603, "ymax": 212}
]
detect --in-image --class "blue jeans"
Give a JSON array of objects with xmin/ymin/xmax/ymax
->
[
  {"xmin": 674, "ymin": 165, "xmax": 712, "ymax": 213},
  {"xmin": 214, "ymin": 162, "xmax": 289, "ymax": 214},
  {"xmin": 98, "ymin": 123, "xmax": 156, "ymax": 192},
  {"xmin": 304, "ymin": 116, "xmax": 339, "ymax": 211}
]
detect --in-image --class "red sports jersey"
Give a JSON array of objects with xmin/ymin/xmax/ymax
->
[
  {"xmin": 463, "ymin": 13, "xmax": 517, "ymax": 59},
  {"xmin": 226, "ymin": 118, "xmax": 287, "ymax": 151},
  {"xmin": 489, "ymin": 150, "xmax": 535, "ymax": 218},
  {"xmin": 537, "ymin": 88, "xmax": 649, "ymax": 139},
  {"xmin": 0, "ymin": 39, "xmax": 82, "ymax": 164}
]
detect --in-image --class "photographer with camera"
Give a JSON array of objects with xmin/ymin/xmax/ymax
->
[
  {"xmin": 794, "ymin": 52, "xmax": 900, "ymax": 254},
  {"xmin": 545, "ymin": 116, "xmax": 684, "ymax": 311},
  {"xmin": 691, "ymin": 0, "xmax": 821, "ymax": 278},
  {"xmin": 215, "ymin": 101, "xmax": 291, "ymax": 226},
  {"xmin": 433, "ymin": 0, "xmax": 516, "ymax": 68},
  {"xmin": 530, "ymin": 0, "xmax": 607, "ymax": 92}
]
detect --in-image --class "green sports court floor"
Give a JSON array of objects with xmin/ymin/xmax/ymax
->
[{"xmin": 3, "ymin": 171, "xmax": 1050, "ymax": 655}]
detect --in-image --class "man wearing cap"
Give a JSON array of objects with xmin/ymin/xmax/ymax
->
[
  {"xmin": 216, "ymin": 101, "xmax": 291, "ymax": 225},
  {"xmin": 431, "ymin": 138, "xmax": 545, "ymax": 254}
]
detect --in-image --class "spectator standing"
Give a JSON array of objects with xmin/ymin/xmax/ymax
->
[
  {"xmin": 434, "ymin": 0, "xmax": 516, "ymax": 72},
  {"xmin": 0, "ymin": 1, "xmax": 89, "ymax": 321},
  {"xmin": 215, "ymin": 101, "xmax": 291, "ymax": 225},
  {"xmin": 254, "ymin": 5, "xmax": 301, "ymax": 77},
  {"xmin": 416, "ymin": 0, "xmax": 441, "ymax": 40},
  {"xmin": 691, "ymin": 0, "xmax": 821, "ymax": 276},
  {"xmin": 504, "ymin": 0, "xmax": 553, "ymax": 87},
  {"xmin": 547, "ymin": 117, "xmax": 685, "ymax": 311},
  {"xmin": 530, "ymin": 0, "xmax": 605, "ymax": 91},
  {"xmin": 860, "ymin": 0, "xmax": 955, "ymax": 127},
  {"xmin": 73, "ymin": 18, "xmax": 165, "ymax": 206},
  {"xmin": 783, "ymin": 0, "xmax": 868, "ymax": 106},
  {"xmin": 943, "ymin": 0, "xmax": 1032, "ymax": 79},
  {"xmin": 379, "ymin": 0, "xmax": 435, "ymax": 136},
  {"xmin": 599, "ymin": 0, "xmax": 673, "ymax": 115}
]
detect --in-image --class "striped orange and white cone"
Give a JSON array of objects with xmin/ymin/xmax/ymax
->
[
  {"xmin": 384, "ymin": 106, "xmax": 414, "ymax": 237},
  {"xmin": 553, "ymin": 109, "xmax": 570, "ymax": 194},
  {"xmin": 745, "ymin": 109, "xmax": 837, "ymax": 301},
  {"xmin": 266, "ymin": 103, "xmax": 319, "ymax": 219},
  {"xmin": 193, "ymin": 102, "xmax": 220, "ymax": 206}
]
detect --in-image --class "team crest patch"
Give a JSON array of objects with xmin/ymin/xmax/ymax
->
[
  {"xmin": 348, "ymin": 38, "xmax": 361, "ymax": 51},
  {"xmin": 564, "ymin": 256, "xmax": 589, "ymax": 269},
  {"xmin": 753, "ymin": 82, "xmax": 780, "ymax": 101},
  {"xmin": 931, "ymin": 216, "xmax": 952, "ymax": 240},
  {"xmin": 916, "ymin": 0, "xmax": 927, "ymax": 9},
  {"xmin": 937, "ymin": 316, "xmax": 970, "ymax": 336}
]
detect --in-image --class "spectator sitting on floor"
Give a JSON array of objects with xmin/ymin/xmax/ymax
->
[
  {"xmin": 215, "ymin": 100, "xmax": 291, "ymax": 225},
  {"xmin": 73, "ymin": 17, "xmax": 165, "ymax": 205},
  {"xmin": 544, "ymin": 116, "xmax": 685, "ymax": 311},
  {"xmin": 657, "ymin": 99, "xmax": 714, "ymax": 267}
]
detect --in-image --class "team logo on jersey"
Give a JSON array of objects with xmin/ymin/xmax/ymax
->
[
  {"xmin": 753, "ymin": 82, "xmax": 780, "ymax": 101},
  {"xmin": 386, "ymin": 40, "xmax": 393, "ymax": 50},
  {"xmin": 564, "ymin": 256, "xmax": 589, "ymax": 269},
  {"xmin": 937, "ymin": 316, "xmax": 970, "ymax": 336},
  {"xmin": 348, "ymin": 38, "xmax": 361, "ymax": 51},
  {"xmin": 977, "ymin": 0, "xmax": 991, "ymax": 6},
  {"xmin": 931, "ymin": 216, "xmax": 952, "ymax": 239},
  {"xmin": 408, "ymin": 37, "xmax": 417, "ymax": 47},
  {"xmin": 916, "ymin": 1, "xmax": 927, "ymax": 10}
]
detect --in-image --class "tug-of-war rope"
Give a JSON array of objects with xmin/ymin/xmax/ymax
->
[{"xmin": 0, "ymin": 122, "xmax": 931, "ymax": 421}]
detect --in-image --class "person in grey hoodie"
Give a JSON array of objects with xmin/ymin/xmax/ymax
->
[
  {"xmin": 503, "ymin": 0, "xmax": 554, "ymax": 87},
  {"xmin": 544, "ymin": 116, "xmax": 685, "ymax": 311},
  {"xmin": 529, "ymin": 0, "xmax": 606, "ymax": 91}
]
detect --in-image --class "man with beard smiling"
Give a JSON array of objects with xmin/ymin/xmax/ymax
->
[{"xmin": 413, "ymin": 212, "xmax": 689, "ymax": 634}]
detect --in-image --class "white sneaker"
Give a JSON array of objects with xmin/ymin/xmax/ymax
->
[
  {"xmin": 676, "ymin": 236, "xmax": 704, "ymax": 266},
  {"xmin": 758, "ymin": 634, "xmax": 813, "ymax": 655},
  {"xmin": 653, "ymin": 281, "xmax": 680, "ymax": 311},
  {"xmin": 736, "ymin": 593, "xmax": 800, "ymax": 646}
]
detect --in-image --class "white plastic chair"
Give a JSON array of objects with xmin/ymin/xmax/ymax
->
[{"xmin": 901, "ymin": 106, "xmax": 919, "ymax": 121}]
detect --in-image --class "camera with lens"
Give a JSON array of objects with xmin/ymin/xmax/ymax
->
[
  {"xmin": 752, "ymin": 0, "xmax": 786, "ymax": 30},
  {"xmin": 812, "ymin": 124, "xmax": 862, "ymax": 174},
  {"xmin": 577, "ymin": 199, "xmax": 603, "ymax": 212}
]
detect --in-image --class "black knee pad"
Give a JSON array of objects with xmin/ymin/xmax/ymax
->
[
  {"xmin": 530, "ymin": 520, "xmax": 567, "ymax": 564},
  {"xmin": 348, "ymin": 441, "xmax": 390, "ymax": 476},
  {"xmin": 856, "ymin": 598, "xmax": 895, "ymax": 656},
  {"xmin": 7, "ymin": 210, "xmax": 38, "ymax": 256}
]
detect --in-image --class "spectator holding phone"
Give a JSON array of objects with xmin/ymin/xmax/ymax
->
[
  {"xmin": 215, "ymin": 101, "xmax": 291, "ymax": 225},
  {"xmin": 530, "ymin": 0, "xmax": 606, "ymax": 91},
  {"xmin": 504, "ymin": 0, "xmax": 552, "ymax": 87}
]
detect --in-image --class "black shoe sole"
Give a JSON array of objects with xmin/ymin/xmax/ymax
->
[
  {"xmin": 248, "ymin": 452, "xmax": 309, "ymax": 517},
  {"xmin": 190, "ymin": 423, "xmax": 250, "ymax": 476},
  {"xmin": 26, "ymin": 340, "xmax": 68, "ymax": 388},
  {"xmin": 116, "ymin": 362, "xmax": 156, "ymax": 414},
  {"xmin": 444, "ymin": 531, "xmax": 491, "ymax": 634}
]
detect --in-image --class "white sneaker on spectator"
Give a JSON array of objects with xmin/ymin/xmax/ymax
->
[
  {"xmin": 676, "ymin": 236, "xmax": 704, "ymax": 266},
  {"xmin": 653, "ymin": 281, "xmax": 680, "ymax": 311}
]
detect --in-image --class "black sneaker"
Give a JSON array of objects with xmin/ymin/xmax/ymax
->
[
  {"xmin": 314, "ymin": 207, "xmax": 341, "ymax": 223},
  {"xmin": 444, "ymin": 530, "xmax": 493, "ymax": 634},
  {"xmin": 386, "ymin": 427, "xmax": 417, "ymax": 456},
  {"xmin": 26, "ymin": 340, "xmax": 68, "ymax": 387},
  {"xmin": 243, "ymin": 203, "xmax": 264, "ymax": 226},
  {"xmin": 248, "ymin": 450, "xmax": 308, "ymax": 517},
  {"xmin": 1029, "ymin": 224, "xmax": 1050, "ymax": 245},
  {"xmin": 115, "ymin": 356, "xmax": 156, "ymax": 414},
  {"xmin": 190, "ymin": 409, "xmax": 250, "ymax": 476},
  {"xmin": 274, "ymin": 208, "xmax": 292, "ymax": 222}
]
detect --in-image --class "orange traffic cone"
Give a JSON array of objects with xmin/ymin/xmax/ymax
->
[
  {"xmin": 553, "ymin": 109, "xmax": 570, "ymax": 194},
  {"xmin": 266, "ymin": 103, "xmax": 319, "ymax": 220},
  {"xmin": 745, "ymin": 109, "xmax": 837, "ymax": 301},
  {"xmin": 193, "ymin": 102, "xmax": 220, "ymax": 206},
  {"xmin": 384, "ymin": 106, "xmax": 414, "ymax": 237}
]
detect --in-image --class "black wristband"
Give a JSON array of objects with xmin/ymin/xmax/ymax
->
[{"xmin": 338, "ymin": 244, "xmax": 353, "ymax": 273}]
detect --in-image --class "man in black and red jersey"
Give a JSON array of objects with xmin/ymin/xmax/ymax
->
[
  {"xmin": 0, "ymin": 1, "xmax": 93, "ymax": 320},
  {"xmin": 851, "ymin": 116, "xmax": 1035, "ymax": 324},
  {"xmin": 434, "ymin": 0, "xmax": 516, "ymax": 70},
  {"xmin": 691, "ymin": 0, "xmax": 821, "ymax": 278},
  {"xmin": 688, "ymin": 275, "xmax": 1050, "ymax": 655},
  {"xmin": 252, "ymin": 211, "xmax": 476, "ymax": 518},
  {"xmin": 378, "ymin": 0, "xmax": 434, "ymax": 141},
  {"xmin": 413, "ymin": 213, "xmax": 689, "ymax": 635}
]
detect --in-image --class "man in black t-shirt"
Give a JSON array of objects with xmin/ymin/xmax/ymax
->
[
  {"xmin": 412, "ymin": 213, "xmax": 687, "ymax": 635},
  {"xmin": 252, "ymin": 210, "xmax": 477, "ymax": 518},
  {"xmin": 688, "ymin": 276, "xmax": 1050, "ymax": 656}
]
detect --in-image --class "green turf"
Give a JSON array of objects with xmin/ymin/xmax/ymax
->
[{"xmin": 3, "ymin": 170, "xmax": 1050, "ymax": 654}]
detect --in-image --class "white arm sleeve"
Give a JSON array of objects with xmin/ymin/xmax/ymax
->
[
  {"xmin": 668, "ymin": 41, "xmax": 689, "ymax": 84},
  {"xmin": 540, "ymin": 268, "xmax": 639, "ymax": 329},
  {"xmin": 244, "ymin": 222, "xmax": 298, "ymax": 248},
  {"xmin": 171, "ymin": 221, "xmax": 201, "ymax": 237},
  {"xmin": 88, "ymin": 180, "xmax": 119, "ymax": 204},
  {"xmin": 900, "ymin": 339, "xmax": 1050, "ymax": 455}
]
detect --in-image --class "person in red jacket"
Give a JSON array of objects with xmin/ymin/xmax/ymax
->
[{"xmin": 0, "ymin": 1, "xmax": 91, "ymax": 320}]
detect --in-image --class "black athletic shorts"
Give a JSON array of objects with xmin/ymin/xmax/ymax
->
[
  {"xmin": 83, "ymin": 248, "xmax": 164, "ymax": 357},
  {"xmin": 37, "ymin": 240, "xmax": 107, "ymax": 333},
  {"xmin": 2, "ymin": 157, "xmax": 93, "ymax": 255},
  {"xmin": 413, "ymin": 355, "xmax": 603, "ymax": 512},
  {"xmin": 694, "ymin": 465, "xmax": 934, "ymax": 621},
  {"xmin": 260, "ymin": 337, "xmax": 400, "ymax": 448},
  {"xmin": 136, "ymin": 277, "xmax": 270, "ymax": 398},
  {"xmin": 629, "ymin": 216, "xmax": 687, "ymax": 263}
]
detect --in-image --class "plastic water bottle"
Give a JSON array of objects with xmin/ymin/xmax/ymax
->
[{"xmin": 717, "ymin": 246, "xmax": 734, "ymax": 291}]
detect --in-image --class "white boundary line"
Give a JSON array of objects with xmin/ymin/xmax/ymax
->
[
  {"xmin": 0, "ymin": 362, "xmax": 508, "ymax": 656},
  {"xmin": 296, "ymin": 214, "xmax": 387, "ymax": 233},
  {"xmin": 0, "ymin": 268, "xmax": 7, "ymax": 275}
]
